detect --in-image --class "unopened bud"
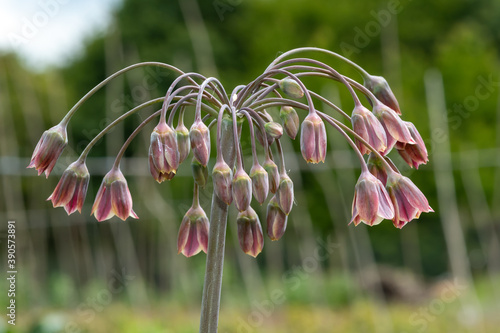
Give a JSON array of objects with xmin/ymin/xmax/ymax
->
[
  {"xmin": 300, "ymin": 112, "xmax": 327, "ymax": 163},
  {"xmin": 367, "ymin": 153, "xmax": 388, "ymax": 185},
  {"xmin": 280, "ymin": 106, "xmax": 299, "ymax": 139},
  {"xmin": 237, "ymin": 206, "xmax": 264, "ymax": 257},
  {"xmin": 266, "ymin": 196, "xmax": 288, "ymax": 241},
  {"xmin": 264, "ymin": 121, "xmax": 283, "ymax": 140},
  {"xmin": 276, "ymin": 173, "xmax": 294, "ymax": 215},
  {"xmin": 279, "ymin": 77, "xmax": 304, "ymax": 99},
  {"xmin": 176, "ymin": 123, "xmax": 190, "ymax": 164},
  {"xmin": 263, "ymin": 157, "xmax": 279, "ymax": 194},
  {"xmin": 364, "ymin": 75, "xmax": 401, "ymax": 115},
  {"xmin": 250, "ymin": 163, "xmax": 269, "ymax": 205},
  {"xmin": 212, "ymin": 160, "xmax": 233, "ymax": 205},
  {"xmin": 232, "ymin": 168, "xmax": 252, "ymax": 212},
  {"xmin": 190, "ymin": 119, "xmax": 211, "ymax": 166},
  {"xmin": 191, "ymin": 158, "xmax": 208, "ymax": 188}
]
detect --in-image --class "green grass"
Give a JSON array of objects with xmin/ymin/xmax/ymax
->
[{"xmin": 4, "ymin": 274, "xmax": 500, "ymax": 333}]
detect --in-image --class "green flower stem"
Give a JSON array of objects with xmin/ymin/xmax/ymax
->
[
  {"xmin": 265, "ymin": 46, "xmax": 370, "ymax": 79},
  {"xmin": 199, "ymin": 117, "xmax": 236, "ymax": 333},
  {"xmin": 270, "ymin": 58, "xmax": 362, "ymax": 106},
  {"xmin": 60, "ymin": 62, "xmax": 189, "ymax": 126}
]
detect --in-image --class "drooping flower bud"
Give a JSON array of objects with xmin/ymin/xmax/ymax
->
[
  {"xmin": 396, "ymin": 121, "xmax": 428, "ymax": 169},
  {"xmin": 237, "ymin": 206, "xmax": 264, "ymax": 257},
  {"xmin": 47, "ymin": 160, "xmax": 89, "ymax": 215},
  {"xmin": 264, "ymin": 121, "xmax": 283, "ymax": 140},
  {"xmin": 263, "ymin": 157, "xmax": 279, "ymax": 194},
  {"xmin": 350, "ymin": 170, "xmax": 394, "ymax": 226},
  {"xmin": 266, "ymin": 196, "xmax": 288, "ymax": 241},
  {"xmin": 177, "ymin": 205, "xmax": 209, "ymax": 257},
  {"xmin": 91, "ymin": 168, "xmax": 138, "ymax": 221},
  {"xmin": 367, "ymin": 153, "xmax": 388, "ymax": 185},
  {"xmin": 279, "ymin": 77, "xmax": 304, "ymax": 99},
  {"xmin": 300, "ymin": 112, "xmax": 327, "ymax": 163},
  {"xmin": 372, "ymin": 103, "xmax": 414, "ymax": 155},
  {"xmin": 191, "ymin": 158, "xmax": 209, "ymax": 188},
  {"xmin": 280, "ymin": 106, "xmax": 299, "ymax": 139},
  {"xmin": 351, "ymin": 105, "xmax": 387, "ymax": 155},
  {"xmin": 364, "ymin": 74, "xmax": 401, "ymax": 115},
  {"xmin": 250, "ymin": 163, "xmax": 269, "ymax": 205},
  {"xmin": 386, "ymin": 172, "xmax": 433, "ymax": 229},
  {"xmin": 176, "ymin": 122, "xmax": 190, "ymax": 164},
  {"xmin": 28, "ymin": 123, "xmax": 68, "ymax": 178},
  {"xmin": 149, "ymin": 121, "xmax": 179, "ymax": 183},
  {"xmin": 212, "ymin": 159, "xmax": 233, "ymax": 205},
  {"xmin": 189, "ymin": 119, "xmax": 211, "ymax": 166},
  {"xmin": 232, "ymin": 168, "xmax": 252, "ymax": 212},
  {"xmin": 276, "ymin": 173, "xmax": 294, "ymax": 215}
]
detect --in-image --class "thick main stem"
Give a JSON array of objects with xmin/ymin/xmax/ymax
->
[{"xmin": 199, "ymin": 117, "xmax": 236, "ymax": 333}]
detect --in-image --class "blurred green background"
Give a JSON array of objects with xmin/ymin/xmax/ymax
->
[{"xmin": 1, "ymin": 0, "xmax": 500, "ymax": 332}]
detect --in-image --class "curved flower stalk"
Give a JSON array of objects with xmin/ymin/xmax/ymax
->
[{"xmin": 28, "ymin": 47, "xmax": 433, "ymax": 333}]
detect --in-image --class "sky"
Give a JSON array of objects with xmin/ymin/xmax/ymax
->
[{"xmin": 0, "ymin": 0, "xmax": 121, "ymax": 70}]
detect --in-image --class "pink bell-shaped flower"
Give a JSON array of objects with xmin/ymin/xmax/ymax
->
[
  {"xmin": 350, "ymin": 170, "xmax": 394, "ymax": 226},
  {"xmin": 91, "ymin": 168, "xmax": 138, "ymax": 221},
  {"xmin": 28, "ymin": 123, "xmax": 68, "ymax": 178},
  {"xmin": 237, "ymin": 206, "xmax": 264, "ymax": 257},
  {"xmin": 386, "ymin": 172, "xmax": 433, "ymax": 228},
  {"xmin": 48, "ymin": 160, "xmax": 89, "ymax": 215},
  {"xmin": 300, "ymin": 112, "xmax": 327, "ymax": 163}
]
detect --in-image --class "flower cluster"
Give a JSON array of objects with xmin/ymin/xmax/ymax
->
[{"xmin": 29, "ymin": 47, "xmax": 432, "ymax": 258}]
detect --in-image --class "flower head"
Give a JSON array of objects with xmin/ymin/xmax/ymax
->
[
  {"xmin": 212, "ymin": 159, "xmax": 233, "ymax": 205},
  {"xmin": 91, "ymin": 168, "xmax": 138, "ymax": 221},
  {"xmin": 47, "ymin": 160, "xmax": 89, "ymax": 214},
  {"xmin": 300, "ymin": 112, "xmax": 327, "ymax": 163},
  {"xmin": 189, "ymin": 119, "xmax": 211, "ymax": 166},
  {"xmin": 28, "ymin": 123, "xmax": 68, "ymax": 178},
  {"xmin": 279, "ymin": 77, "xmax": 304, "ymax": 99},
  {"xmin": 148, "ymin": 122, "xmax": 179, "ymax": 183},
  {"xmin": 232, "ymin": 168, "xmax": 252, "ymax": 212},
  {"xmin": 351, "ymin": 105, "xmax": 387, "ymax": 155},
  {"xmin": 386, "ymin": 172, "xmax": 433, "ymax": 228},
  {"xmin": 396, "ymin": 121, "xmax": 428, "ymax": 169},
  {"xmin": 266, "ymin": 196, "xmax": 288, "ymax": 241},
  {"xmin": 364, "ymin": 75, "xmax": 401, "ymax": 115},
  {"xmin": 351, "ymin": 170, "xmax": 394, "ymax": 226},
  {"xmin": 250, "ymin": 163, "xmax": 269, "ymax": 205},
  {"xmin": 280, "ymin": 106, "xmax": 300, "ymax": 139},
  {"xmin": 372, "ymin": 103, "xmax": 414, "ymax": 154},
  {"xmin": 177, "ymin": 205, "xmax": 209, "ymax": 257},
  {"xmin": 237, "ymin": 206, "xmax": 264, "ymax": 257}
]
